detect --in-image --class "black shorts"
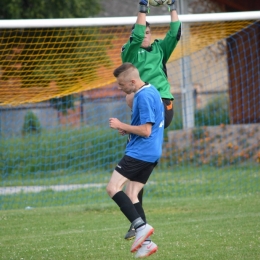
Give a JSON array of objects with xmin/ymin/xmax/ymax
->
[
  {"xmin": 115, "ymin": 155, "xmax": 157, "ymax": 184},
  {"xmin": 162, "ymin": 99, "xmax": 174, "ymax": 129}
]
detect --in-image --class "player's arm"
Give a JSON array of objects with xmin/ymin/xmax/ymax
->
[
  {"xmin": 109, "ymin": 118, "xmax": 152, "ymax": 138},
  {"xmin": 159, "ymin": 0, "xmax": 181, "ymax": 62},
  {"xmin": 118, "ymin": 128, "xmax": 128, "ymax": 136},
  {"xmin": 114, "ymin": 92, "xmax": 155, "ymax": 138},
  {"xmin": 136, "ymin": 0, "xmax": 148, "ymax": 26},
  {"xmin": 121, "ymin": 1, "xmax": 148, "ymax": 62},
  {"xmin": 168, "ymin": 0, "xmax": 179, "ymax": 22}
]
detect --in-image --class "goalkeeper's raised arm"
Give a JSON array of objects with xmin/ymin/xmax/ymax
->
[{"xmin": 167, "ymin": 0, "xmax": 179, "ymax": 22}]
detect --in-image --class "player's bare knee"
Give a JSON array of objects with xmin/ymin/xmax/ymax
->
[{"xmin": 106, "ymin": 183, "xmax": 114, "ymax": 198}]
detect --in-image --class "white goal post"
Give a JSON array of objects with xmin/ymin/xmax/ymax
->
[{"xmin": 0, "ymin": 11, "xmax": 260, "ymax": 28}]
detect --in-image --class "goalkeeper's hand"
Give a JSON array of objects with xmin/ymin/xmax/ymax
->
[
  {"xmin": 139, "ymin": 0, "xmax": 148, "ymax": 6},
  {"xmin": 167, "ymin": 0, "xmax": 176, "ymax": 11},
  {"xmin": 139, "ymin": 0, "xmax": 149, "ymax": 13}
]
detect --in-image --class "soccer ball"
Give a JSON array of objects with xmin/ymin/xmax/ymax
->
[{"xmin": 149, "ymin": 0, "xmax": 168, "ymax": 7}]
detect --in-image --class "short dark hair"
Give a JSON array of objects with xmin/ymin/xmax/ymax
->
[
  {"xmin": 131, "ymin": 21, "xmax": 150, "ymax": 30},
  {"xmin": 113, "ymin": 63, "xmax": 135, "ymax": 78}
]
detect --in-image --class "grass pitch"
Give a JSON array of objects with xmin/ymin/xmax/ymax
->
[{"xmin": 1, "ymin": 194, "xmax": 259, "ymax": 260}]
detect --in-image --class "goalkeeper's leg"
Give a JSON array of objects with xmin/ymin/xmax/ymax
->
[{"xmin": 162, "ymin": 98, "xmax": 174, "ymax": 129}]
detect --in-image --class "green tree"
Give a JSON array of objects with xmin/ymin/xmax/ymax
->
[
  {"xmin": 50, "ymin": 95, "xmax": 75, "ymax": 114},
  {"xmin": 0, "ymin": 0, "xmax": 112, "ymax": 111},
  {"xmin": 0, "ymin": 0, "xmax": 101, "ymax": 19}
]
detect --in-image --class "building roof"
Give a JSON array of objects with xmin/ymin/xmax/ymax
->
[
  {"xmin": 213, "ymin": 0, "xmax": 260, "ymax": 11},
  {"xmin": 95, "ymin": 0, "xmax": 171, "ymax": 17},
  {"xmin": 95, "ymin": 0, "xmax": 259, "ymax": 17}
]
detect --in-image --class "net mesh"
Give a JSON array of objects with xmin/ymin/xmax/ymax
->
[
  {"xmin": 0, "ymin": 17, "xmax": 259, "ymax": 210},
  {"xmin": 0, "ymin": 20, "xmax": 254, "ymax": 106}
]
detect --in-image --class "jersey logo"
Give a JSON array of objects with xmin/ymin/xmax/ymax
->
[
  {"xmin": 159, "ymin": 120, "xmax": 164, "ymax": 128},
  {"xmin": 166, "ymin": 101, "xmax": 173, "ymax": 110}
]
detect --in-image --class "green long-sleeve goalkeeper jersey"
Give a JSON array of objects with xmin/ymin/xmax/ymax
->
[{"xmin": 121, "ymin": 21, "xmax": 181, "ymax": 99}]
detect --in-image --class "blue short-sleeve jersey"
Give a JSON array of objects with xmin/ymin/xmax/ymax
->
[{"xmin": 125, "ymin": 84, "xmax": 164, "ymax": 163}]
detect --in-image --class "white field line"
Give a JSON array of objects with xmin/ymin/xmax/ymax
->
[
  {"xmin": 0, "ymin": 181, "xmax": 157, "ymax": 195},
  {"xmin": 0, "ymin": 183, "xmax": 107, "ymax": 195}
]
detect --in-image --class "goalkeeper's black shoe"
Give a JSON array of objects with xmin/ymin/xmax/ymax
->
[{"xmin": 124, "ymin": 225, "xmax": 135, "ymax": 240}]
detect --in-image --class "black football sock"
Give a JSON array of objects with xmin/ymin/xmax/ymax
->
[
  {"xmin": 134, "ymin": 202, "xmax": 146, "ymax": 223},
  {"xmin": 137, "ymin": 188, "xmax": 144, "ymax": 205},
  {"xmin": 112, "ymin": 191, "xmax": 140, "ymax": 223}
]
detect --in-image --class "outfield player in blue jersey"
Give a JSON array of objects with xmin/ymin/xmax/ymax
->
[
  {"xmin": 122, "ymin": 0, "xmax": 181, "ymax": 240},
  {"xmin": 107, "ymin": 62, "xmax": 164, "ymax": 258}
]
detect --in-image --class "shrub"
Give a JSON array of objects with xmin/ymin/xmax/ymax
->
[
  {"xmin": 49, "ymin": 95, "xmax": 75, "ymax": 114},
  {"xmin": 22, "ymin": 111, "xmax": 41, "ymax": 135},
  {"xmin": 195, "ymin": 94, "xmax": 230, "ymax": 126},
  {"xmin": 192, "ymin": 127, "xmax": 206, "ymax": 141},
  {"xmin": 1, "ymin": 127, "xmax": 125, "ymax": 178}
]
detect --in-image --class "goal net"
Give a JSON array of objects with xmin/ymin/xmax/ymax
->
[
  {"xmin": 0, "ymin": 11, "xmax": 259, "ymax": 209},
  {"xmin": 0, "ymin": 12, "xmax": 259, "ymax": 106}
]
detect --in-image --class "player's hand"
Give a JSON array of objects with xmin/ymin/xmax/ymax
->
[
  {"xmin": 139, "ymin": 0, "xmax": 148, "ymax": 6},
  {"xmin": 167, "ymin": 0, "xmax": 176, "ymax": 11},
  {"xmin": 118, "ymin": 129, "xmax": 127, "ymax": 136},
  {"xmin": 139, "ymin": 0, "xmax": 149, "ymax": 13},
  {"xmin": 109, "ymin": 118, "xmax": 122, "ymax": 130},
  {"xmin": 167, "ymin": 0, "xmax": 175, "ymax": 5}
]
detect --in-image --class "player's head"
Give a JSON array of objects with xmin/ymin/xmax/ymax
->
[
  {"xmin": 132, "ymin": 22, "xmax": 151, "ymax": 48},
  {"xmin": 113, "ymin": 63, "xmax": 141, "ymax": 94}
]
